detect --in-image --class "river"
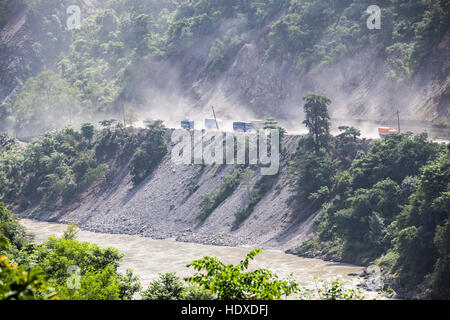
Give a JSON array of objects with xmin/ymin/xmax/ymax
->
[{"xmin": 20, "ymin": 218, "xmax": 377, "ymax": 298}]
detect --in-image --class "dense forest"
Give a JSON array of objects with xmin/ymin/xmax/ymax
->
[{"xmin": 288, "ymin": 94, "xmax": 450, "ymax": 299}]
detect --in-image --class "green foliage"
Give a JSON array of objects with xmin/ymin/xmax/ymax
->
[
  {"xmin": 24, "ymin": 0, "xmax": 74, "ymax": 68},
  {"xmin": 0, "ymin": 203, "xmax": 32, "ymax": 252},
  {"xmin": 63, "ymin": 222, "xmax": 79, "ymax": 241},
  {"xmin": 128, "ymin": 120, "xmax": 167, "ymax": 185},
  {"xmin": 141, "ymin": 272, "xmax": 213, "ymax": 300},
  {"xmin": 0, "ymin": 254, "xmax": 57, "ymax": 300},
  {"xmin": 198, "ymin": 167, "xmax": 247, "ymax": 221},
  {"xmin": 334, "ymin": 126, "xmax": 362, "ymax": 168},
  {"xmin": 234, "ymin": 174, "xmax": 278, "ymax": 228},
  {"xmin": 85, "ymin": 164, "xmax": 109, "ymax": 185},
  {"xmin": 391, "ymin": 145, "xmax": 449, "ymax": 295},
  {"xmin": 141, "ymin": 272, "xmax": 185, "ymax": 300},
  {"xmin": 432, "ymin": 219, "xmax": 450, "ymax": 299},
  {"xmin": 350, "ymin": 132, "xmax": 441, "ymax": 189},
  {"xmin": 58, "ymin": 264, "xmax": 121, "ymax": 300},
  {"xmin": 0, "ymin": 133, "xmax": 17, "ymax": 153},
  {"xmin": 118, "ymin": 269, "xmax": 142, "ymax": 300},
  {"xmin": 302, "ymin": 93, "xmax": 331, "ymax": 153},
  {"xmin": 184, "ymin": 284, "xmax": 215, "ymax": 300},
  {"xmin": 10, "ymin": 71, "xmax": 83, "ymax": 138},
  {"xmin": 0, "ymin": 123, "xmax": 139, "ymax": 209},
  {"xmin": 310, "ymin": 130, "xmax": 449, "ymax": 298},
  {"xmin": 80, "ymin": 123, "xmax": 95, "ymax": 144},
  {"xmin": 290, "ymin": 137, "xmax": 335, "ymax": 202},
  {"xmin": 288, "ymin": 94, "xmax": 340, "ymax": 203},
  {"xmin": 34, "ymin": 237, "xmax": 123, "ymax": 285},
  {"xmin": 32, "ymin": 235, "xmax": 138, "ymax": 300},
  {"xmin": 185, "ymin": 249, "xmax": 298, "ymax": 300},
  {"xmin": 266, "ymin": 0, "xmax": 450, "ymax": 78}
]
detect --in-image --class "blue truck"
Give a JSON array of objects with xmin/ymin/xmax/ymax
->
[
  {"xmin": 181, "ymin": 120, "xmax": 195, "ymax": 130},
  {"xmin": 233, "ymin": 122, "xmax": 253, "ymax": 132}
]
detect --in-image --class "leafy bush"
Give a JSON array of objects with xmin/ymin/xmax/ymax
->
[
  {"xmin": 128, "ymin": 120, "xmax": 167, "ymax": 185},
  {"xmin": 141, "ymin": 272, "xmax": 212, "ymax": 300},
  {"xmin": 35, "ymin": 237, "xmax": 123, "ymax": 286},
  {"xmin": 198, "ymin": 167, "xmax": 247, "ymax": 221},
  {"xmin": 0, "ymin": 203, "xmax": 32, "ymax": 252},
  {"xmin": 141, "ymin": 272, "xmax": 186, "ymax": 300},
  {"xmin": 0, "ymin": 206, "xmax": 142, "ymax": 300},
  {"xmin": 185, "ymin": 249, "xmax": 298, "ymax": 300},
  {"xmin": 0, "ymin": 251, "xmax": 57, "ymax": 300}
]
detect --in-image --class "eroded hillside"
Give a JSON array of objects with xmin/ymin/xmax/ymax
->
[{"xmin": 18, "ymin": 129, "xmax": 320, "ymax": 251}]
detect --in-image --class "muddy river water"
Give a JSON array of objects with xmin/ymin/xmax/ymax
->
[{"xmin": 20, "ymin": 218, "xmax": 377, "ymax": 298}]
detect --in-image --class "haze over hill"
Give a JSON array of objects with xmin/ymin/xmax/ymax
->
[{"xmin": 0, "ymin": 0, "xmax": 449, "ymax": 138}]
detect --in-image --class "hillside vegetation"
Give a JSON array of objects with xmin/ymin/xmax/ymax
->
[{"xmin": 1, "ymin": 0, "xmax": 449, "ymax": 136}]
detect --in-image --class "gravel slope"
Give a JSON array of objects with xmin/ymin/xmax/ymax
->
[{"xmin": 20, "ymin": 134, "xmax": 321, "ymax": 251}]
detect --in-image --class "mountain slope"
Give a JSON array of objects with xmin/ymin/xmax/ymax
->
[
  {"xmin": 1, "ymin": 0, "xmax": 449, "ymax": 138},
  {"xmin": 19, "ymin": 132, "xmax": 317, "ymax": 251}
]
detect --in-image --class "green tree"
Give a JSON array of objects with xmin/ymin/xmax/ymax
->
[
  {"xmin": 302, "ymin": 93, "xmax": 331, "ymax": 153},
  {"xmin": 34, "ymin": 237, "xmax": 123, "ymax": 286},
  {"xmin": 80, "ymin": 123, "xmax": 95, "ymax": 145},
  {"xmin": 289, "ymin": 135, "xmax": 335, "ymax": 202},
  {"xmin": 118, "ymin": 269, "xmax": 142, "ymax": 300},
  {"xmin": 0, "ymin": 203, "xmax": 32, "ymax": 252},
  {"xmin": 63, "ymin": 222, "xmax": 79, "ymax": 241},
  {"xmin": 58, "ymin": 264, "xmax": 121, "ymax": 300},
  {"xmin": 141, "ymin": 272, "xmax": 185, "ymax": 300},
  {"xmin": 393, "ymin": 145, "xmax": 449, "ymax": 292},
  {"xmin": 128, "ymin": 120, "xmax": 167, "ymax": 185}
]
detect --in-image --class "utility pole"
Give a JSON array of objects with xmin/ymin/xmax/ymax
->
[
  {"xmin": 397, "ymin": 110, "xmax": 401, "ymax": 133},
  {"xmin": 211, "ymin": 106, "xmax": 219, "ymax": 131},
  {"xmin": 121, "ymin": 102, "xmax": 126, "ymax": 126}
]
